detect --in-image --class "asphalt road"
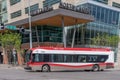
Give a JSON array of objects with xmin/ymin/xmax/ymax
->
[{"xmin": 0, "ymin": 68, "xmax": 120, "ymax": 80}]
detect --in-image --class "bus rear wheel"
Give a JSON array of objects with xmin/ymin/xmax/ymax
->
[
  {"xmin": 92, "ymin": 64, "xmax": 100, "ymax": 71},
  {"xmin": 41, "ymin": 65, "xmax": 50, "ymax": 72}
]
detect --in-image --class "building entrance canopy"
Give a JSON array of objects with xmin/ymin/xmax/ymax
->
[
  {"xmin": 8, "ymin": 2, "xmax": 94, "ymax": 27},
  {"xmin": 31, "ymin": 8, "xmax": 94, "ymax": 27}
]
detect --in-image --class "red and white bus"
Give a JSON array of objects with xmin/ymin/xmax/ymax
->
[{"xmin": 24, "ymin": 47, "xmax": 114, "ymax": 72}]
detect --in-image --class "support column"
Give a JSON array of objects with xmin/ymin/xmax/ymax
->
[
  {"xmin": 62, "ymin": 17, "xmax": 66, "ymax": 48},
  {"xmin": 35, "ymin": 26, "xmax": 39, "ymax": 46},
  {"xmin": 71, "ymin": 19, "xmax": 77, "ymax": 48},
  {"xmin": 41, "ymin": 26, "xmax": 44, "ymax": 42},
  {"xmin": 28, "ymin": 0, "xmax": 32, "ymax": 48}
]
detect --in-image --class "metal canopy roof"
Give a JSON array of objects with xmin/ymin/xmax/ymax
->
[{"xmin": 7, "ymin": 8, "xmax": 94, "ymax": 27}]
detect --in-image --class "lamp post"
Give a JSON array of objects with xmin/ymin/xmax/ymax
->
[
  {"xmin": 0, "ymin": 16, "xmax": 1, "ymax": 30},
  {"xmin": 28, "ymin": 0, "xmax": 32, "ymax": 48}
]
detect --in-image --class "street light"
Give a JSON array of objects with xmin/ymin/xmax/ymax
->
[
  {"xmin": 28, "ymin": 0, "xmax": 32, "ymax": 48},
  {"xmin": 0, "ymin": 16, "xmax": 2, "ymax": 24}
]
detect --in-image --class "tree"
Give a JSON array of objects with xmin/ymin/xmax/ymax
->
[
  {"xmin": 91, "ymin": 33, "xmax": 120, "ymax": 48},
  {"xmin": 0, "ymin": 30, "xmax": 21, "ymax": 64},
  {"xmin": 109, "ymin": 35, "xmax": 120, "ymax": 47},
  {"xmin": 91, "ymin": 33, "xmax": 101, "ymax": 46}
]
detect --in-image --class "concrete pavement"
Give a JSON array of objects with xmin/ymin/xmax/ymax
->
[{"xmin": 0, "ymin": 67, "xmax": 120, "ymax": 80}]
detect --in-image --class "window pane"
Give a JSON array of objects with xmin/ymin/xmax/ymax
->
[
  {"xmin": 11, "ymin": 10, "xmax": 21, "ymax": 19},
  {"xmin": 10, "ymin": 0, "xmax": 21, "ymax": 5},
  {"xmin": 25, "ymin": 4, "xmax": 39, "ymax": 14}
]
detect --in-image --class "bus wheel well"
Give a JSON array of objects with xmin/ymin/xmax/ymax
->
[
  {"xmin": 92, "ymin": 64, "xmax": 100, "ymax": 71},
  {"xmin": 41, "ymin": 64, "xmax": 50, "ymax": 72}
]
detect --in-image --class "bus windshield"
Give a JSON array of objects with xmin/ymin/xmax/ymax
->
[{"xmin": 25, "ymin": 50, "xmax": 32, "ymax": 62}]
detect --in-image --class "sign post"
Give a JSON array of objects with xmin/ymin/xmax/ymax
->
[{"xmin": 28, "ymin": 0, "xmax": 32, "ymax": 48}]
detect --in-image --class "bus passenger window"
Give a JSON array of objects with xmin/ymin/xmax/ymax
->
[
  {"xmin": 78, "ymin": 56, "xmax": 86, "ymax": 62},
  {"xmin": 32, "ymin": 54, "xmax": 40, "ymax": 62},
  {"xmin": 43, "ymin": 54, "xmax": 50, "ymax": 62}
]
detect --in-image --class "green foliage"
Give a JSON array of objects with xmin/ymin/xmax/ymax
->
[
  {"xmin": 91, "ymin": 33, "xmax": 120, "ymax": 47},
  {"xmin": 0, "ymin": 30, "xmax": 21, "ymax": 51}
]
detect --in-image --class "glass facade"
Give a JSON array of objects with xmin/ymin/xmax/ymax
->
[
  {"xmin": 0, "ymin": 0, "xmax": 8, "ymax": 23},
  {"xmin": 92, "ymin": 0, "xmax": 108, "ymax": 4},
  {"xmin": 22, "ymin": 25, "xmax": 62, "ymax": 43},
  {"xmin": 43, "ymin": 0, "xmax": 61, "ymax": 7},
  {"xmin": 67, "ymin": 3, "xmax": 119, "ymax": 45},
  {"xmin": 25, "ymin": 4, "xmax": 39, "ymax": 14},
  {"xmin": 112, "ymin": 2, "xmax": 120, "ymax": 8},
  {"xmin": 10, "ymin": 0, "xmax": 21, "ymax": 5}
]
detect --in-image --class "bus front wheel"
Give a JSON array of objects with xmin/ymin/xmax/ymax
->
[
  {"xmin": 41, "ymin": 65, "xmax": 50, "ymax": 72},
  {"xmin": 92, "ymin": 64, "xmax": 100, "ymax": 71}
]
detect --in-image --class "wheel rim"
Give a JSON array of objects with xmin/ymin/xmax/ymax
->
[
  {"xmin": 93, "ymin": 65, "xmax": 99, "ymax": 71},
  {"xmin": 42, "ymin": 65, "xmax": 49, "ymax": 72}
]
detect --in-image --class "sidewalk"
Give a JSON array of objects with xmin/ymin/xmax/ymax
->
[
  {"xmin": 0, "ymin": 64, "xmax": 24, "ymax": 70},
  {"xmin": 111, "ymin": 67, "xmax": 120, "ymax": 71}
]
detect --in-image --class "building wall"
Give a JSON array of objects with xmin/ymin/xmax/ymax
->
[
  {"xmin": 0, "ymin": 0, "xmax": 7, "ymax": 23},
  {"xmin": 7, "ymin": 0, "xmax": 44, "ymax": 24},
  {"xmin": 5, "ymin": 0, "xmax": 120, "ymax": 25},
  {"xmin": 62, "ymin": 0, "xmax": 76, "ymax": 5},
  {"xmin": 108, "ymin": 0, "xmax": 120, "ymax": 6}
]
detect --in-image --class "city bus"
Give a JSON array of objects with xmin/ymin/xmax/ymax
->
[{"xmin": 24, "ymin": 47, "xmax": 114, "ymax": 72}]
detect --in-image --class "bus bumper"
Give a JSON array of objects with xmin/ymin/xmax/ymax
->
[
  {"xmin": 24, "ymin": 66, "xmax": 32, "ymax": 70},
  {"xmin": 106, "ymin": 63, "xmax": 114, "ymax": 69}
]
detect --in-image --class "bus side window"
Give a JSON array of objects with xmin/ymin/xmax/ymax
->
[
  {"xmin": 43, "ymin": 54, "xmax": 50, "ymax": 62},
  {"xmin": 39, "ymin": 54, "xmax": 44, "ymax": 62},
  {"xmin": 88, "ymin": 55, "xmax": 98, "ymax": 62},
  {"xmin": 72, "ymin": 55, "xmax": 78, "ymax": 62},
  {"xmin": 99, "ymin": 55, "xmax": 108, "ymax": 62},
  {"xmin": 78, "ymin": 56, "xmax": 86, "ymax": 62},
  {"xmin": 53, "ymin": 54, "xmax": 64, "ymax": 62},
  {"xmin": 32, "ymin": 54, "xmax": 35, "ymax": 62},
  {"xmin": 64, "ymin": 55, "xmax": 67, "ymax": 62},
  {"xmin": 32, "ymin": 54, "xmax": 40, "ymax": 62}
]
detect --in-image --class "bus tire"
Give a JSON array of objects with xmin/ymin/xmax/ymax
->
[
  {"xmin": 100, "ymin": 69, "xmax": 104, "ymax": 71},
  {"xmin": 41, "ymin": 64, "xmax": 50, "ymax": 72},
  {"xmin": 92, "ymin": 64, "xmax": 100, "ymax": 72}
]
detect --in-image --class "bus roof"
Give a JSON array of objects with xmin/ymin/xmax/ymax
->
[{"xmin": 30, "ymin": 47, "xmax": 111, "ymax": 52}]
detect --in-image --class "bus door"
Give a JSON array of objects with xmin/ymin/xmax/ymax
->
[{"xmin": 25, "ymin": 50, "xmax": 32, "ymax": 63}]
